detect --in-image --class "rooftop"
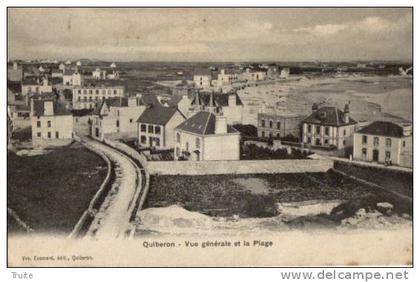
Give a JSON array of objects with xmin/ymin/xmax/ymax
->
[
  {"xmin": 356, "ymin": 121, "xmax": 410, "ymax": 138},
  {"xmin": 302, "ymin": 106, "xmax": 357, "ymax": 126},
  {"xmin": 175, "ymin": 111, "xmax": 238, "ymax": 135},
  {"xmin": 33, "ymin": 100, "xmax": 71, "ymax": 117},
  {"xmin": 191, "ymin": 92, "xmax": 243, "ymax": 107},
  {"xmin": 137, "ymin": 104, "xmax": 184, "ymax": 125}
]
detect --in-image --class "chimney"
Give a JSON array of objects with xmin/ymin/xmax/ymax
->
[
  {"xmin": 228, "ymin": 92, "xmax": 236, "ymax": 107},
  {"xmin": 221, "ymin": 69, "xmax": 225, "ymax": 75},
  {"xmin": 402, "ymin": 124, "xmax": 412, "ymax": 136},
  {"xmin": 312, "ymin": 103, "xmax": 318, "ymax": 112},
  {"xmin": 344, "ymin": 103, "xmax": 350, "ymax": 123},
  {"xmin": 44, "ymin": 100, "xmax": 54, "ymax": 116},
  {"xmin": 30, "ymin": 98, "xmax": 34, "ymax": 115},
  {"xmin": 215, "ymin": 115, "xmax": 227, "ymax": 134}
]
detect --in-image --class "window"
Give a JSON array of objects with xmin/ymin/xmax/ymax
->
[
  {"xmin": 276, "ymin": 133, "xmax": 280, "ymax": 138},
  {"xmin": 47, "ymin": 121, "xmax": 51, "ymax": 128},
  {"xmin": 155, "ymin": 138, "xmax": 160, "ymax": 147},
  {"xmin": 324, "ymin": 139, "xmax": 329, "ymax": 145},
  {"xmin": 316, "ymin": 138, "xmax": 321, "ymax": 146},
  {"xmin": 325, "ymin": 127, "xmax": 329, "ymax": 136},
  {"xmin": 386, "ymin": 138, "xmax": 392, "ymax": 147},
  {"xmin": 373, "ymin": 137, "xmax": 379, "ymax": 146},
  {"xmin": 141, "ymin": 124, "xmax": 146, "ymax": 132},
  {"xmin": 176, "ymin": 133, "xmax": 181, "ymax": 143},
  {"xmin": 261, "ymin": 119, "xmax": 265, "ymax": 127},
  {"xmin": 277, "ymin": 121, "xmax": 281, "ymax": 130},
  {"xmin": 307, "ymin": 124, "xmax": 312, "ymax": 133},
  {"xmin": 343, "ymin": 140, "xmax": 346, "ymax": 146},
  {"xmin": 261, "ymin": 131, "xmax": 265, "ymax": 138},
  {"xmin": 155, "ymin": 126, "xmax": 161, "ymax": 135},
  {"xmin": 116, "ymin": 120, "xmax": 120, "ymax": 127},
  {"xmin": 362, "ymin": 148, "xmax": 367, "ymax": 158},
  {"xmin": 78, "ymin": 90, "xmax": 81, "ymax": 94},
  {"xmin": 37, "ymin": 132, "xmax": 41, "ymax": 137},
  {"xmin": 186, "ymin": 142, "xmax": 189, "ymax": 151},
  {"xmin": 140, "ymin": 135, "xmax": 146, "ymax": 144},
  {"xmin": 96, "ymin": 90, "xmax": 99, "ymax": 94},
  {"xmin": 269, "ymin": 120, "xmax": 273, "ymax": 128},
  {"xmin": 269, "ymin": 132, "xmax": 273, "ymax": 138},
  {"xmin": 129, "ymin": 119, "xmax": 133, "ymax": 123},
  {"xmin": 343, "ymin": 129, "xmax": 347, "ymax": 136},
  {"xmin": 113, "ymin": 90, "xmax": 117, "ymax": 95},
  {"xmin": 55, "ymin": 131, "xmax": 59, "ymax": 138},
  {"xmin": 83, "ymin": 89, "xmax": 87, "ymax": 94},
  {"xmin": 102, "ymin": 90, "xmax": 106, "ymax": 94},
  {"xmin": 83, "ymin": 96, "xmax": 87, "ymax": 102},
  {"xmin": 176, "ymin": 147, "xmax": 180, "ymax": 157},
  {"xmin": 89, "ymin": 89, "xmax": 93, "ymax": 94},
  {"xmin": 403, "ymin": 141, "xmax": 406, "ymax": 147},
  {"xmin": 47, "ymin": 132, "xmax": 51, "ymax": 139},
  {"xmin": 148, "ymin": 125, "xmax": 154, "ymax": 133},
  {"xmin": 385, "ymin": 151, "xmax": 391, "ymax": 159},
  {"xmin": 362, "ymin": 135, "xmax": 367, "ymax": 144},
  {"xmin": 89, "ymin": 96, "xmax": 92, "ymax": 101},
  {"xmin": 307, "ymin": 137, "xmax": 312, "ymax": 144},
  {"xmin": 316, "ymin": 126, "xmax": 321, "ymax": 134},
  {"xmin": 37, "ymin": 121, "xmax": 41, "ymax": 128}
]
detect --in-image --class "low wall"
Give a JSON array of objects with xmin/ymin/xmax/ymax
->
[{"xmin": 147, "ymin": 159, "xmax": 334, "ymax": 175}]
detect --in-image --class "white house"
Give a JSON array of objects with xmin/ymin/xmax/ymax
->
[
  {"xmin": 188, "ymin": 91, "xmax": 244, "ymax": 124},
  {"xmin": 353, "ymin": 121, "xmax": 412, "ymax": 168},
  {"xmin": 174, "ymin": 111, "xmax": 240, "ymax": 161},
  {"xmin": 63, "ymin": 69, "xmax": 83, "ymax": 86},
  {"xmin": 72, "ymin": 84, "xmax": 125, "ymax": 110},
  {"xmin": 21, "ymin": 77, "xmax": 53, "ymax": 96},
  {"xmin": 137, "ymin": 105, "xmax": 186, "ymax": 149},
  {"xmin": 91, "ymin": 96, "xmax": 146, "ymax": 141},
  {"xmin": 92, "ymin": 68, "xmax": 107, "ymax": 80},
  {"xmin": 241, "ymin": 67, "xmax": 266, "ymax": 82},
  {"xmin": 216, "ymin": 69, "xmax": 239, "ymax": 87},
  {"xmin": 193, "ymin": 70, "xmax": 212, "ymax": 88},
  {"xmin": 302, "ymin": 104, "xmax": 357, "ymax": 151},
  {"xmin": 31, "ymin": 99, "xmax": 73, "ymax": 147}
]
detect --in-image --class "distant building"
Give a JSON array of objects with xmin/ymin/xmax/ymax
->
[
  {"xmin": 91, "ymin": 96, "xmax": 146, "ymax": 141},
  {"xmin": 174, "ymin": 111, "xmax": 240, "ymax": 161},
  {"xmin": 279, "ymin": 67, "xmax": 290, "ymax": 79},
  {"xmin": 21, "ymin": 77, "xmax": 53, "ymax": 96},
  {"xmin": 92, "ymin": 68, "xmax": 107, "ymax": 80},
  {"xmin": 188, "ymin": 91, "xmax": 244, "ymax": 124},
  {"xmin": 110, "ymin": 62, "xmax": 117, "ymax": 68},
  {"xmin": 72, "ymin": 84, "xmax": 125, "ymax": 110},
  {"xmin": 137, "ymin": 105, "xmax": 186, "ymax": 149},
  {"xmin": 51, "ymin": 69, "xmax": 63, "ymax": 78},
  {"xmin": 7, "ymin": 62, "xmax": 23, "ymax": 82},
  {"xmin": 63, "ymin": 69, "xmax": 83, "ymax": 86},
  {"xmin": 353, "ymin": 121, "xmax": 412, "ymax": 168},
  {"xmin": 241, "ymin": 67, "xmax": 266, "ymax": 82},
  {"xmin": 31, "ymin": 99, "xmax": 73, "ymax": 147},
  {"xmin": 302, "ymin": 104, "xmax": 357, "ymax": 151},
  {"xmin": 193, "ymin": 70, "xmax": 212, "ymax": 88},
  {"xmin": 216, "ymin": 69, "xmax": 239, "ymax": 87},
  {"xmin": 257, "ymin": 112, "xmax": 305, "ymax": 139}
]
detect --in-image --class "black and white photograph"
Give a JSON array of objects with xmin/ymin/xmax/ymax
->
[{"xmin": 6, "ymin": 7, "xmax": 413, "ymax": 268}]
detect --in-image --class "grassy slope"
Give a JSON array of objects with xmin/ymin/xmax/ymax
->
[{"xmin": 8, "ymin": 143, "xmax": 107, "ymax": 234}]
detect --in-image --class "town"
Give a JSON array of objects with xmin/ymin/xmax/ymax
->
[{"xmin": 6, "ymin": 7, "xmax": 414, "ymax": 268}]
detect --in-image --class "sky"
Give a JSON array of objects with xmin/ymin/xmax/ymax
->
[{"xmin": 8, "ymin": 8, "xmax": 412, "ymax": 62}]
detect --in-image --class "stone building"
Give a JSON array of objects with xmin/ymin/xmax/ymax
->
[
  {"xmin": 353, "ymin": 121, "xmax": 412, "ymax": 168},
  {"xmin": 174, "ymin": 111, "xmax": 240, "ymax": 161}
]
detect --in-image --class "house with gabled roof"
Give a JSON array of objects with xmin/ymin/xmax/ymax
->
[
  {"xmin": 353, "ymin": 121, "xmax": 412, "ymax": 168},
  {"xmin": 137, "ymin": 105, "xmax": 186, "ymax": 149},
  {"xmin": 91, "ymin": 96, "xmax": 146, "ymax": 141},
  {"xmin": 302, "ymin": 103, "xmax": 357, "ymax": 151},
  {"xmin": 174, "ymin": 111, "xmax": 240, "ymax": 161},
  {"xmin": 30, "ymin": 99, "xmax": 73, "ymax": 147},
  {"xmin": 188, "ymin": 91, "xmax": 244, "ymax": 124}
]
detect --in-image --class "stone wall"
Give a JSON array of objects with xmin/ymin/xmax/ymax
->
[{"xmin": 147, "ymin": 159, "xmax": 334, "ymax": 175}]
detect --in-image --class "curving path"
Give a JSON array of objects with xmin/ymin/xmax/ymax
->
[{"xmin": 80, "ymin": 137, "xmax": 142, "ymax": 239}]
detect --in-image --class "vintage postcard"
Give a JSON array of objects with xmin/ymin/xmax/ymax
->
[{"xmin": 7, "ymin": 7, "xmax": 412, "ymax": 267}]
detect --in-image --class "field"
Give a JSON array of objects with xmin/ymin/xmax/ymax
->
[
  {"xmin": 7, "ymin": 142, "xmax": 107, "ymax": 235},
  {"xmin": 144, "ymin": 170, "xmax": 409, "ymax": 218}
]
